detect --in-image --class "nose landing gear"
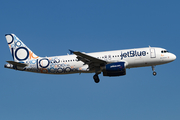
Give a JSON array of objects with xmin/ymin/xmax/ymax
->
[
  {"xmin": 152, "ymin": 66, "xmax": 157, "ymax": 76},
  {"xmin": 153, "ymin": 71, "xmax": 157, "ymax": 76}
]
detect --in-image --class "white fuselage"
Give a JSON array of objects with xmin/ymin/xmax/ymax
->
[
  {"xmin": 5, "ymin": 47, "xmax": 176, "ymax": 75},
  {"xmin": 21, "ymin": 47, "xmax": 175, "ymax": 74}
]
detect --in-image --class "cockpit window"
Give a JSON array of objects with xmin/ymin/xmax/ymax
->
[{"xmin": 161, "ymin": 50, "xmax": 169, "ymax": 53}]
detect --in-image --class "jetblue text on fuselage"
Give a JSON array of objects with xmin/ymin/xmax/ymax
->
[{"xmin": 120, "ymin": 50, "xmax": 146, "ymax": 60}]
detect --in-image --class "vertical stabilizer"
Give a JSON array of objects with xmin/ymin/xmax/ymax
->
[{"xmin": 5, "ymin": 34, "xmax": 39, "ymax": 62}]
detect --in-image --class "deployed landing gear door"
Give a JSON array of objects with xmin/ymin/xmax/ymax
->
[{"xmin": 150, "ymin": 48, "xmax": 156, "ymax": 58}]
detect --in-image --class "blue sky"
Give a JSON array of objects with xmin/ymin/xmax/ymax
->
[{"xmin": 0, "ymin": 0, "xmax": 180, "ymax": 120}]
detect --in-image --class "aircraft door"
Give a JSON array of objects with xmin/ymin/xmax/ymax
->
[{"xmin": 150, "ymin": 48, "xmax": 156, "ymax": 58}]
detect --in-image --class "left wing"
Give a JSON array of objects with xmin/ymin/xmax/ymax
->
[{"xmin": 69, "ymin": 50, "xmax": 107, "ymax": 70}]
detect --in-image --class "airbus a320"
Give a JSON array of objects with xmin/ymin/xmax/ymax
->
[{"xmin": 4, "ymin": 34, "xmax": 176, "ymax": 83}]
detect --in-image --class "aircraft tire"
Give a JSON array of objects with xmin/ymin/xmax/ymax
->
[
  {"xmin": 153, "ymin": 72, "xmax": 157, "ymax": 76},
  {"xmin": 93, "ymin": 74, "xmax": 100, "ymax": 83}
]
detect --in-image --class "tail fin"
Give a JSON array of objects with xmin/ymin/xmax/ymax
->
[{"xmin": 5, "ymin": 34, "xmax": 39, "ymax": 62}]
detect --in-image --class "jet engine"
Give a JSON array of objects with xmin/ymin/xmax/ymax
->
[{"xmin": 103, "ymin": 62, "xmax": 126, "ymax": 76}]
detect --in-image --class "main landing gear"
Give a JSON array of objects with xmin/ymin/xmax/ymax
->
[
  {"xmin": 93, "ymin": 73, "xmax": 100, "ymax": 83},
  {"xmin": 152, "ymin": 66, "xmax": 157, "ymax": 76}
]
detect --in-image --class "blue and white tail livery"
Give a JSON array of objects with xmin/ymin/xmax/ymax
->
[
  {"xmin": 4, "ymin": 34, "xmax": 176, "ymax": 83},
  {"xmin": 5, "ymin": 34, "xmax": 39, "ymax": 61}
]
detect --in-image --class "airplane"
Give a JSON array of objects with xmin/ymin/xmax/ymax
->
[{"xmin": 4, "ymin": 34, "xmax": 176, "ymax": 83}]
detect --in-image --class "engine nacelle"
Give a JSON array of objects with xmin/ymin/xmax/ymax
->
[{"xmin": 103, "ymin": 62, "xmax": 126, "ymax": 76}]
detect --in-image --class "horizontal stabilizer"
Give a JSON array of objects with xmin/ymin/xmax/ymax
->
[{"xmin": 6, "ymin": 61, "xmax": 28, "ymax": 67}]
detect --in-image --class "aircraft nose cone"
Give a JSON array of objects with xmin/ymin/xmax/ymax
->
[{"xmin": 171, "ymin": 54, "xmax": 176, "ymax": 61}]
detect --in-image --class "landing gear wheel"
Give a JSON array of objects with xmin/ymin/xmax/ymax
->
[
  {"xmin": 93, "ymin": 74, "xmax": 100, "ymax": 83},
  {"xmin": 153, "ymin": 71, "xmax": 157, "ymax": 76},
  {"xmin": 152, "ymin": 66, "xmax": 157, "ymax": 76}
]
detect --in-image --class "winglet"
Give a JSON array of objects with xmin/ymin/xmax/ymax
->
[{"xmin": 69, "ymin": 49, "xmax": 74, "ymax": 54}]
